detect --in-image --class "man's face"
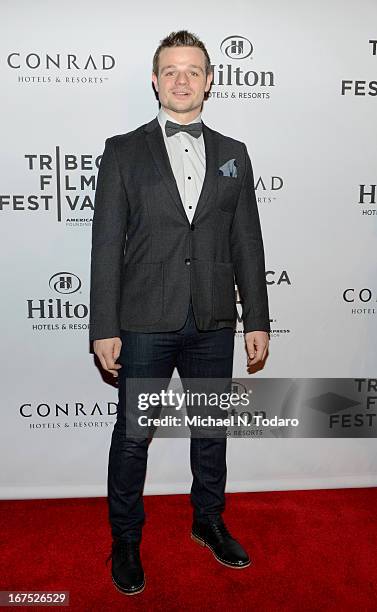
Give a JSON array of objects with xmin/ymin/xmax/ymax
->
[{"xmin": 152, "ymin": 46, "xmax": 212, "ymax": 120}]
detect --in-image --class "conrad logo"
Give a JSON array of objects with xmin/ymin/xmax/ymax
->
[
  {"xmin": 342, "ymin": 287, "xmax": 376, "ymax": 317},
  {"xmin": 7, "ymin": 53, "xmax": 115, "ymax": 70},
  {"xmin": 343, "ymin": 288, "xmax": 375, "ymax": 303}
]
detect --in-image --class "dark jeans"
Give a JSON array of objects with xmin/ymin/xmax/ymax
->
[{"xmin": 107, "ymin": 301, "xmax": 235, "ymax": 542}]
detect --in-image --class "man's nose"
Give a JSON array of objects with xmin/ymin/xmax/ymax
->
[{"xmin": 175, "ymin": 71, "xmax": 189, "ymax": 85}]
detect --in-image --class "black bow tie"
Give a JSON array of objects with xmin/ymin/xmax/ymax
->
[{"xmin": 165, "ymin": 119, "xmax": 202, "ymax": 139}]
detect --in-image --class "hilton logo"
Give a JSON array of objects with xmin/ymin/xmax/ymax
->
[
  {"xmin": 209, "ymin": 35, "xmax": 275, "ymax": 100},
  {"xmin": 27, "ymin": 272, "xmax": 89, "ymax": 332},
  {"xmin": 358, "ymin": 183, "xmax": 376, "ymax": 216},
  {"xmin": 49, "ymin": 272, "xmax": 82, "ymax": 294},
  {"xmin": 220, "ymin": 36, "xmax": 253, "ymax": 60}
]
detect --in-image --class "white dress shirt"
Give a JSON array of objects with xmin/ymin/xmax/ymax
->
[{"xmin": 157, "ymin": 106, "xmax": 206, "ymax": 223}]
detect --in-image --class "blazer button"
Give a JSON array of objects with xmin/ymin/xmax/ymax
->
[
  {"xmin": 190, "ymin": 223, "xmax": 195, "ymax": 231},
  {"xmin": 185, "ymin": 258, "xmax": 191, "ymax": 265}
]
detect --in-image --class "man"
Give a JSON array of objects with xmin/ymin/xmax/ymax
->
[{"xmin": 90, "ymin": 30, "xmax": 270, "ymax": 595}]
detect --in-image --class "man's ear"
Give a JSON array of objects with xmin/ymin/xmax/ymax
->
[
  {"xmin": 205, "ymin": 71, "xmax": 213, "ymax": 92},
  {"xmin": 152, "ymin": 72, "xmax": 158, "ymax": 91}
]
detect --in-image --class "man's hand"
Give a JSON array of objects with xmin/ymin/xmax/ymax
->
[
  {"xmin": 93, "ymin": 337, "xmax": 122, "ymax": 378},
  {"xmin": 244, "ymin": 331, "xmax": 269, "ymax": 367}
]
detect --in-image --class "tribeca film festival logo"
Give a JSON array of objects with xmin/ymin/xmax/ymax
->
[
  {"xmin": 235, "ymin": 269, "xmax": 292, "ymax": 338},
  {"xmin": 209, "ymin": 35, "xmax": 275, "ymax": 101},
  {"xmin": 343, "ymin": 287, "xmax": 376, "ymax": 318},
  {"xmin": 341, "ymin": 39, "xmax": 377, "ymax": 96},
  {"xmin": 6, "ymin": 52, "xmax": 116, "ymax": 85},
  {"xmin": 27, "ymin": 272, "xmax": 89, "ymax": 332},
  {"xmin": 302, "ymin": 380, "xmax": 377, "ymax": 433},
  {"xmin": 266, "ymin": 269, "xmax": 292, "ymax": 339},
  {"xmin": 239, "ymin": 379, "xmax": 377, "ymax": 437},
  {"xmin": 341, "ymin": 40, "xmax": 376, "ymax": 217},
  {"xmin": 0, "ymin": 148, "xmax": 101, "ymax": 225}
]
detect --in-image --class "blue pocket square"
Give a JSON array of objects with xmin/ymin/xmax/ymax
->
[{"xmin": 218, "ymin": 158, "xmax": 238, "ymax": 178}]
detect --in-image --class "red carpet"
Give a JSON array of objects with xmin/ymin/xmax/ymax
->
[{"xmin": 1, "ymin": 488, "xmax": 377, "ymax": 610}]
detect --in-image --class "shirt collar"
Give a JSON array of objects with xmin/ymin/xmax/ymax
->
[{"xmin": 157, "ymin": 106, "xmax": 202, "ymax": 130}]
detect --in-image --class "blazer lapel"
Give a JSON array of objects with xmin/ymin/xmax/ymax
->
[
  {"xmin": 144, "ymin": 117, "xmax": 218, "ymax": 224},
  {"xmin": 193, "ymin": 121, "xmax": 218, "ymax": 223}
]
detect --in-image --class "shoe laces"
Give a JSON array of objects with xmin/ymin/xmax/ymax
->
[
  {"xmin": 105, "ymin": 540, "xmax": 141, "ymax": 567},
  {"xmin": 210, "ymin": 519, "xmax": 233, "ymax": 541}
]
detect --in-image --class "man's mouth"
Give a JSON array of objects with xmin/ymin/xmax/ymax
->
[{"xmin": 172, "ymin": 91, "xmax": 190, "ymax": 97}]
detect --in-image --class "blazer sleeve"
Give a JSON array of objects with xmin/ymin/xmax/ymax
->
[
  {"xmin": 230, "ymin": 143, "xmax": 270, "ymax": 334},
  {"xmin": 89, "ymin": 137, "xmax": 129, "ymax": 342}
]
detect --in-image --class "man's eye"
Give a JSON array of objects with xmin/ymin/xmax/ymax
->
[{"xmin": 164, "ymin": 71, "xmax": 199, "ymax": 77}]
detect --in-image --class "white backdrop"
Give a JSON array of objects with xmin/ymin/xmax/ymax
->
[{"xmin": 1, "ymin": 0, "xmax": 376, "ymax": 499}]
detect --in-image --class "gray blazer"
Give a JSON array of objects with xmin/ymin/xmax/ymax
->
[{"xmin": 89, "ymin": 117, "xmax": 270, "ymax": 342}]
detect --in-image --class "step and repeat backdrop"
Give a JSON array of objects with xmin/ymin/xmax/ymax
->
[{"xmin": 1, "ymin": 0, "xmax": 376, "ymax": 499}]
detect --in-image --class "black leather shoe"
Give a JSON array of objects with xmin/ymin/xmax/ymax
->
[
  {"xmin": 106, "ymin": 540, "xmax": 145, "ymax": 595},
  {"xmin": 191, "ymin": 518, "xmax": 251, "ymax": 569}
]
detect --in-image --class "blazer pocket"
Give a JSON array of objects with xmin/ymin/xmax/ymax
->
[
  {"xmin": 218, "ymin": 174, "xmax": 238, "ymax": 181},
  {"xmin": 121, "ymin": 262, "xmax": 163, "ymax": 325},
  {"xmin": 212, "ymin": 262, "xmax": 237, "ymax": 320},
  {"xmin": 217, "ymin": 176, "xmax": 239, "ymax": 213}
]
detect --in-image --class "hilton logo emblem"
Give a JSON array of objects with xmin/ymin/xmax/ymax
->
[
  {"xmin": 220, "ymin": 36, "xmax": 253, "ymax": 60},
  {"xmin": 49, "ymin": 272, "xmax": 82, "ymax": 294}
]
